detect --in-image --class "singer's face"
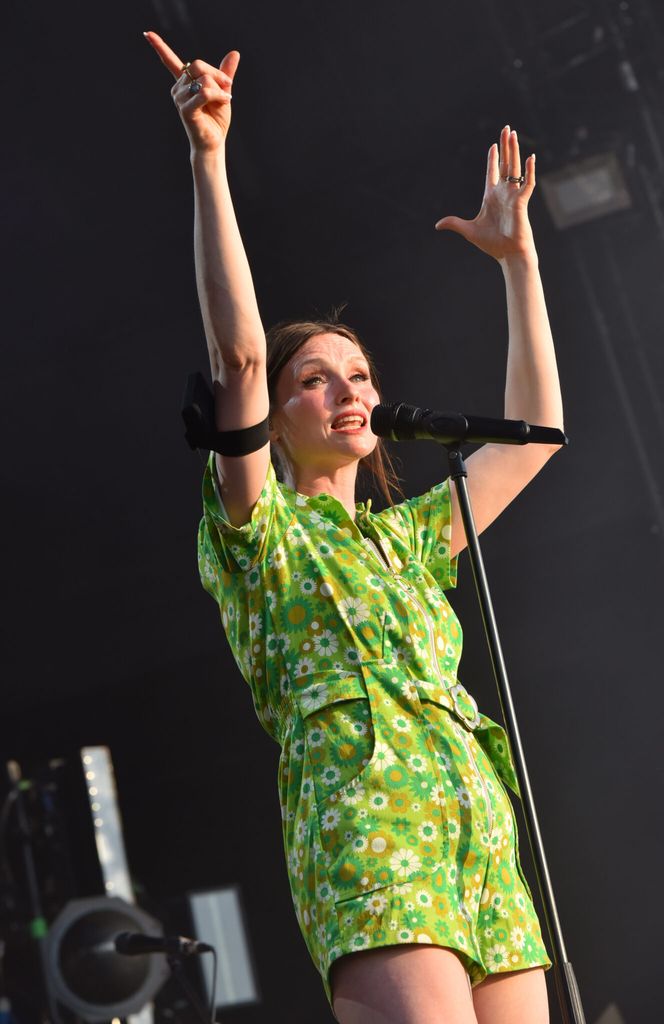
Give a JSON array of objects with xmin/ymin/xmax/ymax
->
[{"xmin": 271, "ymin": 334, "xmax": 380, "ymax": 472}]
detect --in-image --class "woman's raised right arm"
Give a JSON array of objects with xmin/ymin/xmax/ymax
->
[{"xmin": 145, "ymin": 32, "xmax": 271, "ymax": 527}]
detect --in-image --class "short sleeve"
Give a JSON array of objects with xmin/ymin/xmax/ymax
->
[
  {"xmin": 197, "ymin": 454, "xmax": 293, "ymax": 591},
  {"xmin": 377, "ymin": 477, "xmax": 458, "ymax": 591}
]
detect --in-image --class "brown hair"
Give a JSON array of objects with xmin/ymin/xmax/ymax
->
[{"xmin": 265, "ymin": 318, "xmax": 405, "ymax": 507}]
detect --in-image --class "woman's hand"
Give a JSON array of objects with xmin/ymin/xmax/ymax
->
[
  {"xmin": 144, "ymin": 31, "xmax": 239, "ymax": 153},
  {"xmin": 435, "ymin": 126, "xmax": 536, "ymax": 261}
]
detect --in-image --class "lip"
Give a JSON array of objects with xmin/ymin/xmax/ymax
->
[{"xmin": 331, "ymin": 412, "xmax": 368, "ymax": 430}]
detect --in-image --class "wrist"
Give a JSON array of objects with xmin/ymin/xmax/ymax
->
[
  {"xmin": 498, "ymin": 247, "xmax": 539, "ymax": 274},
  {"xmin": 190, "ymin": 145, "xmax": 227, "ymax": 172}
]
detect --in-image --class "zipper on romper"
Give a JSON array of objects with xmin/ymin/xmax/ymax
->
[
  {"xmin": 364, "ymin": 535, "xmax": 494, "ymax": 835},
  {"xmin": 458, "ymin": 730, "xmax": 494, "ymax": 836},
  {"xmin": 363, "ymin": 536, "xmax": 450, "ymax": 690}
]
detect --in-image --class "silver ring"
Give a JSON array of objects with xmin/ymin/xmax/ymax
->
[
  {"xmin": 504, "ymin": 174, "xmax": 525, "ymax": 185},
  {"xmin": 188, "ymin": 80, "xmax": 202, "ymax": 95}
]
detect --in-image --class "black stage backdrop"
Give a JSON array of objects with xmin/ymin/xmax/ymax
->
[{"xmin": 4, "ymin": 1, "xmax": 664, "ymax": 1021}]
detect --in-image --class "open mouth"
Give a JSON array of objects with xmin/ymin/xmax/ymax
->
[{"xmin": 331, "ymin": 414, "xmax": 367, "ymax": 431}]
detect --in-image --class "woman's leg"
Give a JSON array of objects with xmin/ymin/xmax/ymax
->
[
  {"xmin": 473, "ymin": 966, "xmax": 549, "ymax": 1024},
  {"xmin": 331, "ymin": 945, "xmax": 479, "ymax": 1024}
]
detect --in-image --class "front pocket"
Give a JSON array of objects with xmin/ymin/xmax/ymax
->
[
  {"xmin": 289, "ymin": 667, "xmax": 378, "ymax": 801},
  {"xmin": 306, "ymin": 697, "xmax": 375, "ymax": 802},
  {"xmin": 291, "ymin": 665, "xmax": 450, "ymax": 902}
]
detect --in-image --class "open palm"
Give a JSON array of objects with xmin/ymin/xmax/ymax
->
[{"xmin": 436, "ymin": 126, "xmax": 536, "ymax": 261}]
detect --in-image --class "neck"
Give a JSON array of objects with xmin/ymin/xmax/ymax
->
[{"xmin": 284, "ymin": 461, "xmax": 359, "ymax": 520}]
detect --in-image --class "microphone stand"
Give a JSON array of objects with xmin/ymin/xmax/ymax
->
[
  {"xmin": 444, "ymin": 443, "xmax": 585, "ymax": 1024},
  {"xmin": 166, "ymin": 952, "xmax": 214, "ymax": 1024}
]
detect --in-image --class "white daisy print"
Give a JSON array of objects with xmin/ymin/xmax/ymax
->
[
  {"xmin": 338, "ymin": 596, "xmax": 371, "ymax": 625},
  {"xmin": 373, "ymin": 741, "xmax": 397, "ymax": 768},
  {"xmin": 307, "ymin": 726, "xmax": 325, "ymax": 747},
  {"xmin": 268, "ymin": 546, "xmax": 287, "ymax": 569},
  {"xmin": 456, "ymin": 786, "xmax": 472, "ymax": 808},
  {"xmin": 408, "ymin": 754, "xmax": 427, "ymax": 773},
  {"xmin": 294, "ymin": 657, "xmax": 316, "ymax": 678},
  {"xmin": 320, "ymin": 765, "xmax": 341, "ymax": 787},
  {"xmin": 417, "ymin": 821, "xmax": 438, "ymax": 841},
  {"xmin": 340, "ymin": 783, "xmax": 366, "ymax": 806},
  {"xmin": 299, "ymin": 682, "xmax": 329, "ymax": 712},
  {"xmin": 313, "ymin": 629, "xmax": 338, "ymax": 655},
  {"xmin": 485, "ymin": 944, "xmax": 509, "ymax": 971},
  {"xmin": 389, "ymin": 849, "xmax": 422, "ymax": 878},
  {"xmin": 248, "ymin": 612, "xmax": 263, "ymax": 637},
  {"xmin": 367, "ymin": 893, "xmax": 388, "ymax": 915},
  {"xmin": 321, "ymin": 808, "xmax": 341, "ymax": 831}
]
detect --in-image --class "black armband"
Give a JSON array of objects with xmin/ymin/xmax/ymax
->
[{"xmin": 182, "ymin": 372, "xmax": 271, "ymax": 456}]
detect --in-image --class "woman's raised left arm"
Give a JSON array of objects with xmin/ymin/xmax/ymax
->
[{"xmin": 435, "ymin": 125, "xmax": 564, "ymax": 558}]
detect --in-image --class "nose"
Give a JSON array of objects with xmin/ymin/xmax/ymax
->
[{"xmin": 336, "ymin": 379, "xmax": 363, "ymax": 405}]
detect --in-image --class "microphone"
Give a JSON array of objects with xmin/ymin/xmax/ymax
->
[
  {"xmin": 114, "ymin": 931, "xmax": 213, "ymax": 956},
  {"xmin": 371, "ymin": 402, "xmax": 568, "ymax": 447}
]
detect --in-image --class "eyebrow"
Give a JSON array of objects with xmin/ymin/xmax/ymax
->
[{"xmin": 298, "ymin": 355, "xmax": 369, "ymax": 371}]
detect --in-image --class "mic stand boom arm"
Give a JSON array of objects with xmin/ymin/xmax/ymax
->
[{"xmin": 445, "ymin": 444, "xmax": 585, "ymax": 1024}]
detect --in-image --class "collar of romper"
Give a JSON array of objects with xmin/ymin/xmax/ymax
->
[{"xmin": 280, "ymin": 480, "xmax": 373, "ymax": 523}]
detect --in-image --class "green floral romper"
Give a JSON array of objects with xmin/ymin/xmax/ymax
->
[{"xmin": 198, "ymin": 456, "xmax": 551, "ymax": 1008}]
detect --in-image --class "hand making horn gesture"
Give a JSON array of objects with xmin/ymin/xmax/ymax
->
[
  {"xmin": 435, "ymin": 125, "xmax": 536, "ymax": 261},
  {"xmin": 144, "ymin": 31, "xmax": 239, "ymax": 152}
]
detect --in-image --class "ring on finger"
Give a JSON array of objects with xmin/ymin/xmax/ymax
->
[
  {"xmin": 504, "ymin": 174, "xmax": 525, "ymax": 185},
  {"xmin": 188, "ymin": 80, "xmax": 202, "ymax": 95},
  {"xmin": 181, "ymin": 62, "xmax": 195, "ymax": 82}
]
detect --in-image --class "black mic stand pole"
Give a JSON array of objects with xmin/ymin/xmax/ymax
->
[
  {"xmin": 444, "ymin": 445, "xmax": 585, "ymax": 1024},
  {"xmin": 166, "ymin": 952, "xmax": 214, "ymax": 1024}
]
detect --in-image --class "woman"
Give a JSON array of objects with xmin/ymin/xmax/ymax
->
[{"xmin": 145, "ymin": 30, "xmax": 563, "ymax": 1024}]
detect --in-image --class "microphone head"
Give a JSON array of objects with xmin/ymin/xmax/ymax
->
[
  {"xmin": 370, "ymin": 403, "xmax": 420, "ymax": 440},
  {"xmin": 114, "ymin": 931, "xmax": 134, "ymax": 954}
]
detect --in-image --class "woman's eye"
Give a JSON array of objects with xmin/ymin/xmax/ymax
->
[{"xmin": 303, "ymin": 372, "xmax": 368, "ymax": 387}]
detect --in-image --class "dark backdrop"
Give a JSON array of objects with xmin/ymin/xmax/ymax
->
[{"xmin": 4, "ymin": 1, "xmax": 664, "ymax": 1020}]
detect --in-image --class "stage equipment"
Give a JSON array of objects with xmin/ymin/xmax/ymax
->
[
  {"xmin": 81, "ymin": 747, "xmax": 134, "ymax": 903},
  {"xmin": 115, "ymin": 932, "xmax": 213, "ymax": 956},
  {"xmin": 539, "ymin": 153, "xmax": 631, "ymax": 229},
  {"xmin": 370, "ymin": 401, "xmax": 565, "ymax": 447},
  {"xmin": 371, "ymin": 404, "xmax": 585, "ymax": 1024},
  {"xmin": 188, "ymin": 887, "xmax": 259, "ymax": 1009},
  {"xmin": 44, "ymin": 896, "xmax": 168, "ymax": 1022}
]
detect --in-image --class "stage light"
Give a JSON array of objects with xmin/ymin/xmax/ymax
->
[
  {"xmin": 80, "ymin": 747, "xmax": 134, "ymax": 903},
  {"xmin": 45, "ymin": 896, "xmax": 169, "ymax": 1022},
  {"xmin": 188, "ymin": 887, "xmax": 259, "ymax": 1008},
  {"xmin": 539, "ymin": 152, "xmax": 631, "ymax": 229}
]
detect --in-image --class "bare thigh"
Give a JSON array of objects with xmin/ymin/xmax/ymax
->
[
  {"xmin": 473, "ymin": 967, "xmax": 549, "ymax": 1024},
  {"xmin": 331, "ymin": 945, "xmax": 478, "ymax": 1024}
]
